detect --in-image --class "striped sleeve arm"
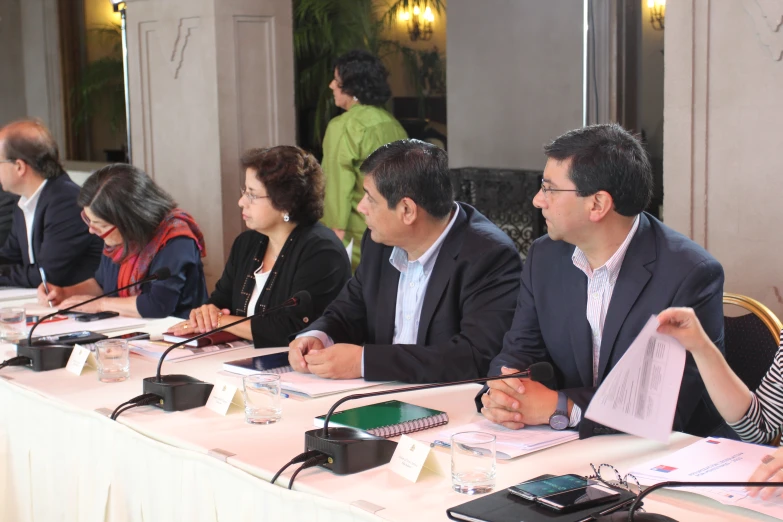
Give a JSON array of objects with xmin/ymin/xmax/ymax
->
[{"xmin": 728, "ymin": 330, "xmax": 783, "ymax": 445}]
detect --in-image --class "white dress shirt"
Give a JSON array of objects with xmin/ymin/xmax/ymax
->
[
  {"xmin": 568, "ymin": 215, "xmax": 640, "ymax": 427},
  {"xmin": 17, "ymin": 180, "xmax": 47, "ymax": 263},
  {"xmin": 246, "ymin": 264, "xmax": 272, "ymax": 316}
]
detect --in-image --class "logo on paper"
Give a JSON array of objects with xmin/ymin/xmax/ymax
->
[
  {"xmin": 652, "ymin": 465, "xmax": 677, "ymax": 473},
  {"xmin": 705, "ymin": 439, "xmax": 721, "ymax": 444}
]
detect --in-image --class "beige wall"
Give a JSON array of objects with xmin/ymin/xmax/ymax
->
[
  {"xmin": 446, "ymin": 0, "xmax": 583, "ymax": 169},
  {"xmin": 125, "ymin": 0, "xmax": 296, "ymax": 289},
  {"xmin": 664, "ymin": 0, "xmax": 783, "ymax": 317}
]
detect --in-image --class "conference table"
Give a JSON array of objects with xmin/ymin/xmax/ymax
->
[{"xmin": 0, "ymin": 315, "xmax": 777, "ymax": 522}]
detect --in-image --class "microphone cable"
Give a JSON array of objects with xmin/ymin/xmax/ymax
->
[
  {"xmin": 271, "ymin": 450, "xmax": 322, "ymax": 485},
  {"xmin": 0, "ymin": 355, "xmax": 31, "ymax": 369},
  {"xmin": 288, "ymin": 453, "xmax": 330, "ymax": 490},
  {"xmin": 111, "ymin": 393, "xmax": 162, "ymax": 420}
]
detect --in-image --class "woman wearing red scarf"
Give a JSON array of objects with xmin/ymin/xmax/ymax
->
[{"xmin": 37, "ymin": 164, "xmax": 208, "ymax": 318}]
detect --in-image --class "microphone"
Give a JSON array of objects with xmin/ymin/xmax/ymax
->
[
  {"xmin": 595, "ymin": 480, "xmax": 783, "ymax": 521},
  {"xmin": 303, "ymin": 362, "xmax": 554, "ymax": 475},
  {"xmin": 16, "ymin": 267, "xmax": 172, "ymax": 372},
  {"xmin": 140, "ymin": 291, "xmax": 312, "ymax": 412}
]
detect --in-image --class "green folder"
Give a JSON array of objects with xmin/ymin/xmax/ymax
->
[{"xmin": 314, "ymin": 400, "xmax": 449, "ymax": 438}]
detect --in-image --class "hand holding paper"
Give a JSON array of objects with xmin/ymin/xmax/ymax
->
[{"xmin": 585, "ymin": 315, "xmax": 686, "ymax": 442}]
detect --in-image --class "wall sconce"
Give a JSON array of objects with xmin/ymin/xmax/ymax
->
[
  {"xmin": 647, "ymin": 0, "xmax": 665, "ymax": 31},
  {"xmin": 111, "ymin": 0, "xmax": 126, "ymax": 12},
  {"xmin": 398, "ymin": 3, "xmax": 435, "ymax": 42}
]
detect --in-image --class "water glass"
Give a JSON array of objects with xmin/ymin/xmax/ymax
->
[
  {"xmin": 241, "ymin": 373, "xmax": 282, "ymax": 424},
  {"xmin": 0, "ymin": 307, "xmax": 27, "ymax": 342},
  {"xmin": 451, "ymin": 431, "xmax": 496, "ymax": 494},
  {"xmin": 95, "ymin": 339, "xmax": 130, "ymax": 382}
]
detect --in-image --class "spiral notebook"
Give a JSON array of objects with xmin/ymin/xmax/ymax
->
[{"xmin": 313, "ymin": 400, "xmax": 449, "ymax": 438}]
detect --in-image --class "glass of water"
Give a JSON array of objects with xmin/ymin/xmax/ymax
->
[
  {"xmin": 451, "ymin": 431, "xmax": 496, "ymax": 494},
  {"xmin": 241, "ymin": 373, "xmax": 282, "ymax": 424},
  {"xmin": 94, "ymin": 339, "xmax": 130, "ymax": 382},
  {"xmin": 0, "ymin": 307, "xmax": 27, "ymax": 342}
]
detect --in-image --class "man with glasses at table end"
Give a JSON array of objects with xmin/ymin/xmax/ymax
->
[
  {"xmin": 480, "ymin": 123, "xmax": 733, "ymax": 440},
  {"xmin": 0, "ymin": 119, "xmax": 102, "ymax": 288}
]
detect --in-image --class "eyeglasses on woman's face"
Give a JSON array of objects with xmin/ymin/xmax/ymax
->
[
  {"xmin": 239, "ymin": 187, "xmax": 271, "ymax": 204},
  {"xmin": 81, "ymin": 210, "xmax": 117, "ymax": 239}
]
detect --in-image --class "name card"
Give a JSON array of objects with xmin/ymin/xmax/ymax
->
[
  {"xmin": 66, "ymin": 344, "xmax": 97, "ymax": 375},
  {"xmin": 389, "ymin": 435, "xmax": 434, "ymax": 482},
  {"xmin": 205, "ymin": 380, "xmax": 243, "ymax": 416}
]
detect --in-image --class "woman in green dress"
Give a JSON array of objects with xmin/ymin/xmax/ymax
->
[{"xmin": 321, "ymin": 50, "xmax": 408, "ymax": 270}]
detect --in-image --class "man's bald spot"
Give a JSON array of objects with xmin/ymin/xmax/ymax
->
[{"xmin": 0, "ymin": 120, "xmax": 58, "ymax": 158}]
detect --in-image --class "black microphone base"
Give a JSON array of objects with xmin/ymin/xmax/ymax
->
[
  {"xmin": 142, "ymin": 375, "xmax": 214, "ymax": 411},
  {"xmin": 16, "ymin": 343, "xmax": 73, "ymax": 371},
  {"xmin": 304, "ymin": 427, "xmax": 397, "ymax": 475}
]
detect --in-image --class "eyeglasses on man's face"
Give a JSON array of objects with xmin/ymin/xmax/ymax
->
[
  {"xmin": 240, "ymin": 187, "xmax": 271, "ymax": 204},
  {"xmin": 540, "ymin": 180, "xmax": 582, "ymax": 200}
]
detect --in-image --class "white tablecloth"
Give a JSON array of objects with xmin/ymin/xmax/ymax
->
[{"xmin": 0, "ymin": 318, "xmax": 777, "ymax": 521}]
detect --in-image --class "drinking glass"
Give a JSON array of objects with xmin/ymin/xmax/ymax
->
[
  {"xmin": 0, "ymin": 307, "xmax": 27, "ymax": 342},
  {"xmin": 451, "ymin": 431, "xmax": 496, "ymax": 494},
  {"xmin": 241, "ymin": 373, "xmax": 282, "ymax": 424},
  {"xmin": 94, "ymin": 339, "xmax": 130, "ymax": 382}
]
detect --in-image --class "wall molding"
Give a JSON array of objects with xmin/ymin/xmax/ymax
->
[{"xmin": 743, "ymin": 0, "xmax": 783, "ymax": 61}]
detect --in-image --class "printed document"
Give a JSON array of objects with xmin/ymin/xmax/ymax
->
[
  {"xmin": 629, "ymin": 437, "xmax": 783, "ymax": 519},
  {"xmin": 418, "ymin": 419, "xmax": 578, "ymax": 460},
  {"xmin": 585, "ymin": 315, "xmax": 685, "ymax": 443}
]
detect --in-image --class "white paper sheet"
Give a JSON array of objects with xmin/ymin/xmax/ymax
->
[
  {"xmin": 279, "ymin": 371, "xmax": 389, "ymax": 398},
  {"xmin": 585, "ymin": 315, "xmax": 685, "ymax": 443},
  {"xmin": 31, "ymin": 316, "xmax": 148, "ymax": 337},
  {"xmin": 629, "ymin": 437, "xmax": 783, "ymax": 519},
  {"xmin": 129, "ymin": 339, "xmax": 251, "ymax": 363},
  {"xmin": 0, "ymin": 288, "xmax": 38, "ymax": 302},
  {"xmin": 418, "ymin": 419, "xmax": 579, "ymax": 460}
]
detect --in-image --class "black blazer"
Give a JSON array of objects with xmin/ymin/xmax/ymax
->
[
  {"xmin": 301, "ymin": 203, "xmax": 523, "ymax": 383},
  {"xmin": 0, "ymin": 173, "xmax": 103, "ymax": 287},
  {"xmin": 484, "ymin": 212, "xmax": 727, "ymax": 438},
  {"xmin": 208, "ymin": 222, "xmax": 351, "ymax": 348}
]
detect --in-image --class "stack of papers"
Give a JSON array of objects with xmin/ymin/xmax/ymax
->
[
  {"xmin": 32, "ymin": 316, "xmax": 147, "ymax": 337},
  {"xmin": 419, "ymin": 419, "xmax": 579, "ymax": 460},
  {"xmin": 629, "ymin": 437, "xmax": 783, "ymax": 519},
  {"xmin": 279, "ymin": 371, "xmax": 390, "ymax": 398},
  {"xmin": 0, "ymin": 288, "xmax": 38, "ymax": 302},
  {"xmin": 129, "ymin": 339, "xmax": 252, "ymax": 362}
]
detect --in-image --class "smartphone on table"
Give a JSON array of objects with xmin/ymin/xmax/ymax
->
[
  {"xmin": 74, "ymin": 311, "xmax": 120, "ymax": 322},
  {"xmin": 507, "ymin": 473, "xmax": 589, "ymax": 501},
  {"xmin": 109, "ymin": 331, "xmax": 150, "ymax": 341},
  {"xmin": 536, "ymin": 483, "xmax": 621, "ymax": 513}
]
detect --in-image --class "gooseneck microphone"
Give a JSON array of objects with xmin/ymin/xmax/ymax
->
[
  {"xmin": 15, "ymin": 267, "xmax": 172, "ymax": 372},
  {"xmin": 302, "ymin": 362, "xmax": 554, "ymax": 476},
  {"xmin": 138, "ymin": 291, "xmax": 312, "ymax": 412}
]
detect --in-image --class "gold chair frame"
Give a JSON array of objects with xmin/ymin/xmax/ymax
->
[{"xmin": 723, "ymin": 292, "xmax": 782, "ymax": 341}]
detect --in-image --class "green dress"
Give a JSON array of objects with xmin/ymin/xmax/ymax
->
[{"xmin": 321, "ymin": 104, "xmax": 408, "ymax": 271}]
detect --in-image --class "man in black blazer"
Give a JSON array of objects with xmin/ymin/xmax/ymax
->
[
  {"xmin": 481, "ymin": 124, "xmax": 729, "ymax": 439},
  {"xmin": 0, "ymin": 120, "xmax": 102, "ymax": 288},
  {"xmin": 288, "ymin": 139, "xmax": 522, "ymax": 383}
]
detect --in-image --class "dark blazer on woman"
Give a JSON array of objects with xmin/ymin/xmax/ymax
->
[{"xmin": 208, "ymin": 222, "xmax": 351, "ymax": 347}]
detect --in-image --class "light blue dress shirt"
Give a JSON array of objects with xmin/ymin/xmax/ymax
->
[{"xmin": 300, "ymin": 204, "xmax": 460, "ymax": 376}]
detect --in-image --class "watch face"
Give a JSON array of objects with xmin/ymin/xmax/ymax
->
[{"xmin": 549, "ymin": 414, "xmax": 569, "ymax": 430}]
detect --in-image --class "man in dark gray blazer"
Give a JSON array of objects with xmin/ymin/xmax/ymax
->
[
  {"xmin": 481, "ymin": 124, "xmax": 729, "ymax": 439},
  {"xmin": 288, "ymin": 139, "xmax": 522, "ymax": 383}
]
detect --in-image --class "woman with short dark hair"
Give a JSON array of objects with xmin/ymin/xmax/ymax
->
[
  {"xmin": 37, "ymin": 164, "xmax": 208, "ymax": 318},
  {"xmin": 168, "ymin": 145, "xmax": 352, "ymax": 348},
  {"xmin": 321, "ymin": 49, "xmax": 408, "ymax": 270}
]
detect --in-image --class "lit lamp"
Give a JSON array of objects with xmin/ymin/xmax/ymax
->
[
  {"xmin": 398, "ymin": 3, "xmax": 434, "ymax": 42},
  {"xmin": 110, "ymin": 0, "xmax": 132, "ymax": 162},
  {"xmin": 647, "ymin": 0, "xmax": 665, "ymax": 31}
]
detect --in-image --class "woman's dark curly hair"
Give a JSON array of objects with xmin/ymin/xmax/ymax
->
[
  {"xmin": 240, "ymin": 146, "xmax": 324, "ymax": 226},
  {"xmin": 334, "ymin": 50, "xmax": 392, "ymax": 107}
]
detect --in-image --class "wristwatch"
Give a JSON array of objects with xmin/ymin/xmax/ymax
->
[{"xmin": 549, "ymin": 391, "xmax": 569, "ymax": 430}]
